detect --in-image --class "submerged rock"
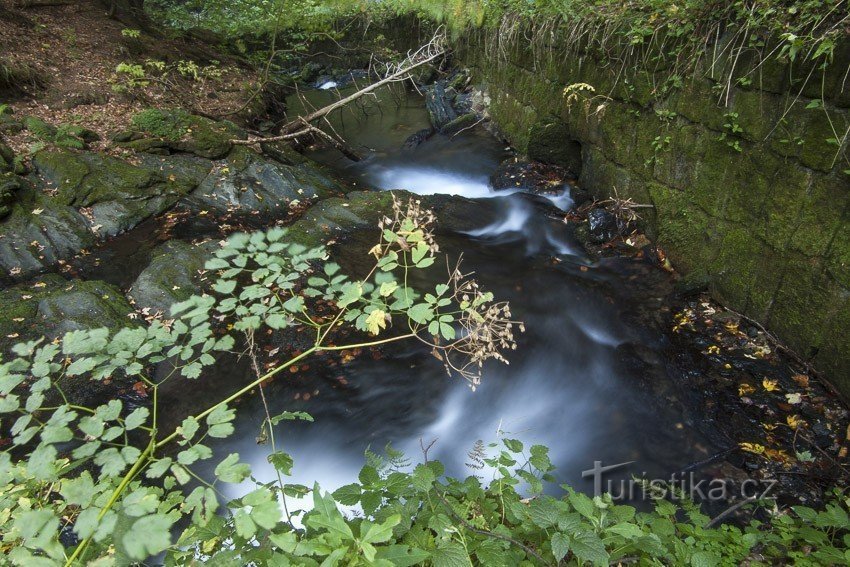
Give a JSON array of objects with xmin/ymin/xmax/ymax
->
[
  {"xmin": 128, "ymin": 240, "xmax": 215, "ymax": 315},
  {"xmin": 402, "ymin": 127, "xmax": 435, "ymax": 149}
]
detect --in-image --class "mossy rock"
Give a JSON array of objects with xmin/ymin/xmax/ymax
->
[
  {"xmin": 0, "ymin": 171, "xmax": 21, "ymax": 219},
  {"xmin": 36, "ymin": 279, "xmax": 135, "ymax": 340},
  {"xmin": 32, "ymin": 149, "xmax": 201, "ymax": 236},
  {"xmin": 0, "ymin": 273, "xmax": 67, "ymax": 353},
  {"xmin": 127, "ymin": 109, "xmax": 245, "ymax": 159},
  {"xmin": 441, "ymin": 113, "xmax": 479, "ymax": 137},
  {"xmin": 0, "ymin": 140, "xmax": 14, "ymax": 173},
  {"xmin": 128, "ymin": 240, "xmax": 215, "ymax": 315}
]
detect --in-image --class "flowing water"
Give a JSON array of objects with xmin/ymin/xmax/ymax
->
[{"xmin": 198, "ymin": 85, "xmax": 717, "ymax": 511}]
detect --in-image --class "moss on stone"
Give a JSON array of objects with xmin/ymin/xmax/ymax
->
[{"xmin": 127, "ymin": 109, "xmax": 245, "ymax": 159}]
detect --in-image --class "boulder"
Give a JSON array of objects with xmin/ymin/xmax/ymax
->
[
  {"xmin": 128, "ymin": 240, "xmax": 215, "ymax": 315},
  {"xmin": 36, "ymin": 279, "xmax": 134, "ymax": 339},
  {"xmin": 183, "ymin": 146, "xmax": 343, "ymax": 217},
  {"xmin": 32, "ymin": 149, "xmax": 202, "ymax": 236},
  {"xmin": 441, "ymin": 113, "xmax": 479, "ymax": 137},
  {"xmin": 0, "ymin": 140, "xmax": 14, "ymax": 172}
]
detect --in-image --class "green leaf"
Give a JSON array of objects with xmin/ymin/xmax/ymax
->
[
  {"xmin": 214, "ymin": 453, "xmax": 251, "ymax": 483},
  {"xmin": 60, "ymin": 472, "xmax": 97, "ymax": 507},
  {"xmin": 570, "ymin": 531, "xmax": 609, "ymax": 566},
  {"xmin": 122, "ymin": 514, "xmax": 173, "ymax": 560},
  {"xmin": 375, "ymin": 545, "xmax": 431, "ymax": 566},
  {"xmin": 551, "ymin": 532, "xmax": 570, "ymax": 561},
  {"xmin": 338, "ymin": 282, "xmax": 363, "ymax": 308},
  {"xmin": 332, "ymin": 483, "xmax": 362, "ymax": 505},
  {"xmin": 412, "ymin": 464, "xmax": 436, "ymax": 492},
  {"xmin": 305, "ymin": 484, "xmax": 353, "ymax": 541},
  {"xmin": 268, "ymin": 451, "xmax": 294, "ymax": 475},
  {"xmin": 361, "ymin": 514, "xmax": 400, "ymax": 545},
  {"xmin": 432, "ymin": 541, "xmax": 469, "ymax": 567},
  {"xmin": 407, "ymin": 303, "xmax": 434, "ymax": 324},
  {"xmin": 124, "ymin": 407, "xmax": 149, "ymax": 430},
  {"xmin": 690, "ymin": 551, "xmax": 721, "ymax": 567}
]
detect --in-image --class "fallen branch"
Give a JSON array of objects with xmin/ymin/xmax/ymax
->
[
  {"xmin": 233, "ymin": 120, "xmax": 363, "ymax": 162},
  {"xmin": 230, "ymin": 31, "xmax": 446, "ymax": 159}
]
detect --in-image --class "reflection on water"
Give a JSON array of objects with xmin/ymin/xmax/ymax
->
[{"xmin": 202, "ymin": 85, "xmax": 712, "ymax": 515}]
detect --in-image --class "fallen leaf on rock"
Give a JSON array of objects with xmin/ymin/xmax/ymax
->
[
  {"xmin": 740, "ymin": 442, "xmax": 766, "ymax": 454},
  {"xmin": 785, "ymin": 393, "xmax": 803, "ymax": 404},
  {"xmin": 762, "ymin": 378, "xmax": 780, "ymax": 392},
  {"xmin": 786, "ymin": 415, "xmax": 805, "ymax": 429},
  {"xmin": 739, "ymin": 383, "xmax": 756, "ymax": 396},
  {"xmin": 32, "ymin": 208, "xmax": 43, "ymax": 215},
  {"xmin": 792, "ymin": 374, "xmax": 810, "ymax": 388}
]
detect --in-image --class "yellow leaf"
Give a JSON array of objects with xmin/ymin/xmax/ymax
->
[
  {"xmin": 762, "ymin": 378, "xmax": 780, "ymax": 392},
  {"xmin": 739, "ymin": 442, "xmax": 765, "ymax": 455},
  {"xmin": 365, "ymin": 310, "xmax": 387, "ymax": 336},
  {"xmin": 786, "ymin": 415, "xmax": 805, "ymax": 429},
  {"xmin": 738, "ymin": 383, "xmax": 755, "ymax": 396}
]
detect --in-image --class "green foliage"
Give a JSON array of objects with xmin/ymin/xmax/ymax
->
[{"xmin": 131, "ymin": 107, "xmax": 191, "ymax": 139}]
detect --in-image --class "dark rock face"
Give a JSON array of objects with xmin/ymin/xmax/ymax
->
[
  {"xmin": 490, "ymin": 158, "xmax": 571, "ymax": 195},
  {"xmin": 0, "ymin": 184, "xmax": 96, "ymax": 280},
  {"xmin": 527, "ymin": 120, "xmax": 583, "ymax": 176},
  {"xmin": 425, "ymin": 82, "xmax": 458, "ymax": 130},
  {"xmin": 183, "ymin": 146, "xmax": 343, "ymax": 217},
  {"xmin": 0, "ymin": 173, "xmax": 20, "ymax": 219},
  {"xmin": 587, "ymin": 208, "xmax": 620, "ymax": 243},
  {"xmin": 128, "ymin": 240, "xmax": 215, "ymax": 315}
]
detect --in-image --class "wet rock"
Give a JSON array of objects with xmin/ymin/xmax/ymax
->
[
  {"xmin": 32, "ymin": 149, "xmax": 201, "ymax": 236},
  {"xmin": 0, "ymin": 183, "xmax": 96, "ymax": 280},
  {"xmin": 402, "ymin": 127, "xmax": 435, "ymax": 149},
  {"xmin": 120, "ymin": 109, "xmax": 245, "ymax": 160},
  {"xmin": 286, "ymin": 190, "xmax": 492, "ymax": 249},
  {"xmin": 587, "ymin": 208, "xmax": 619, "ymax": 243},
  {"xmin": 569, "ymin": 184, "xmax": 593, "ymax": 207},
  {"xmin": 490, "ymin": 158, "xmax": 570, "ymax": 195},
  {"xmin": 441, "ymin": 113, "xmax": 479, "ymax": 137},
  {"xmin": 425, "ymin": 82, "xmax": 457, "ymax": 130},
  {"xmin": 36, "ymin": 279, "xmax": 135, "ymax": 339},
  {"xmin": 527, "ymin": 119, "xmax": 583, "ymax": 176},
  {"xmin": 128, "ymin": 240, "xmax": 215, "ymax": 315},
  {"xmin": 183, "ymin": 146, "xmax": 343, "ymax": 217}
]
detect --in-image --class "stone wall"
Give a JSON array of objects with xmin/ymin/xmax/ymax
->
[{"xmin": 457, "ymin": 32, "xmax": 850, "ymax": 396}]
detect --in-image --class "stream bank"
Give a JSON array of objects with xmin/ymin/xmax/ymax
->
[{"xmin": 449, "ymin": 25, "xmax": 850, "ymax": 399}]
